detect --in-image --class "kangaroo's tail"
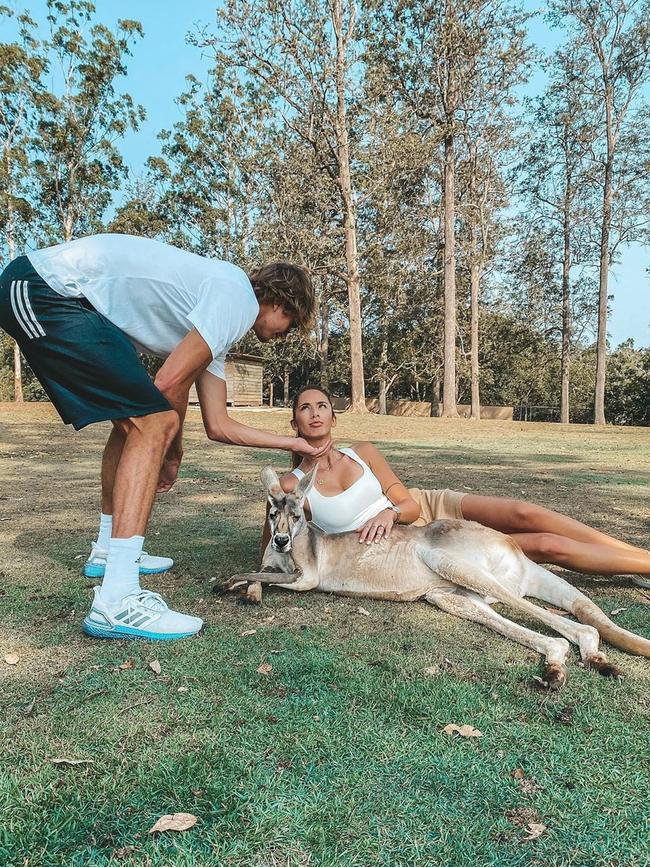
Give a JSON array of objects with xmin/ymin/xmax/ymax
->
[{"xmin": 571, "ymin": 597, "xmax": 650, "ymax": 657}]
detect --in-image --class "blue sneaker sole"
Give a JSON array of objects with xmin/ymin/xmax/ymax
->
[
  {"xmin": 83, "ymin": 563, "xmax": 173, "ymax": 579},
  {"xmin": 82, "ymin": 619, "xmax": 202, "ymax": 641}
]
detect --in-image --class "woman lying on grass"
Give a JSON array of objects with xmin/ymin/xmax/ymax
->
[{"xmin": 260, "ymin": 385, "xmax": 650, "ymax": 587}]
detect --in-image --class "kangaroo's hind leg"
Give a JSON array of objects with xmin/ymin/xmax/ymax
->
[
  {"xmin": 419, "ymin": 546, "xmax": 615, "ymax": 684},
  {"xmin": 519, "ymin": 558, "xmax": 623, "ymax": 677},
  {"xmin": 426, "ymin": 588, "xmax": 571, "ymax": 688}
]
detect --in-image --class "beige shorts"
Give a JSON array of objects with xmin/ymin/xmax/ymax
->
[{"xmin": 408, "ymin": 487, "xmax": 467, "ymax": 526}]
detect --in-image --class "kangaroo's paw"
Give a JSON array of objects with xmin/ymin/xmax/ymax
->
[
  {"xmin": 242, "ymin": 582, "xmax": 262, "ymax": 605},
  {"xmin": 223, "ymin": 575, "xmax": 254, "ymax": 593},
  {"xmin": 585, "ymin": 653, "xmax": 624, "ymax": 679},
  {"xmin": 537, "ymin": 662, "xmax": 567, "ymax": 691}
]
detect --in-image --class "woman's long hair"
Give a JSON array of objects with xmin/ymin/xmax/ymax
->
[{"xmin": 290, "ymin": 385, "xmax": 335, "ymax": 469}]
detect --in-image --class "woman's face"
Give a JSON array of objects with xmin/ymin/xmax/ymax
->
[{"xmin": 291, "ymin": 389, "xmax": 336, "ymax": 438}]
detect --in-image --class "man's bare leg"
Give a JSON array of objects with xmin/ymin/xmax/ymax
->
[
  {"xmin": 83, "ymin": 409, "xmax": 203, "ymax": 639},
  {"xmin": 100, "ymin": 424, "xmax": 127, "ymax": 515},
  {"xmin": 110, "ymin": 411, "xmax": 179, "ymax": 538}
]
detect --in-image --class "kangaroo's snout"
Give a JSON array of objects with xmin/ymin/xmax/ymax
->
[{"xmin": 273, "ymin": 533, "xmax": 291, "ymax": 552}]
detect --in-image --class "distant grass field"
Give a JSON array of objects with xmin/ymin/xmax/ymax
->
[{"xmin": 1, "ymin": 403, "xmax": 649, "ymax": 867}]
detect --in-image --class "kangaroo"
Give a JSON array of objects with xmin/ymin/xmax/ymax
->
[{"xmin": 225, "ymin": 465, "xmax": 650, "ymax": 688}]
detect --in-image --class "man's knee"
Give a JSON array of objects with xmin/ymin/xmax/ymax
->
[{"xmin": 121, "ymin": 410, "xmax": 179, "ymax": 442}]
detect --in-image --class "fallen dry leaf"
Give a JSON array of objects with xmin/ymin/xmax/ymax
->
[
  {"xmin": 113, "ymin": 846, "xmax": 138, "ymax": 859},
  {"xmin": 257, "ymin": 663, "xmax": 273, "ymax": 675},
  {"xmin": 240, "ymin": 629, "xmax": 257, "ymax": 637},
  {"xmin": 519, "ymin": 777, "xmax": 543, "ymax": 795},
  {"xmin": 442, "ymin": 723, "xmax": 483, "ymax": 738},
  {"xmin": 118, "ymin": 658, "xmax": 135, "ymax": 670},
  {"xmin": 357, "ymin": 606, "xmax": 371, "ymax": 616},
  {"xmin": 148, "ymin": 812, "xmax": 197, "ymax": 834},
  {"xmin": 51, "ymin": 757, "xmax": 94, "ymax": 766},
  {"xmin": 522, "ymin": 822, "xmax": 547, "ymax": 841},
  {"xmin": 3, "ymin": 653, "xmax": 19, "ymax": 665},
  {"xmin": 610, "ymin": 607, "xmax": 627, "ymax": 616},
  {"xmin": 510, "ymin": 768, "xmax": 542, "ymax": 794},
  {"xmin": 148, "ymin": 660, "xmax": 162, "ymax": 675},
  {"xmin": 423, "ymin": 665, "xmax": 440, "ymax": 677},
  {"xmin": 177, "ymin": 686, "xmax": 189, "ymax": 693}
]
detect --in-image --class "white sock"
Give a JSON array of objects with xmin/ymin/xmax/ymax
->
[
  {"xmin": 96, "ymin": 513, "xmax": 113, "ymax": 551},
  {"xmin": 101, "ymin": 535, "xmax": 144, "ymax": 604}
]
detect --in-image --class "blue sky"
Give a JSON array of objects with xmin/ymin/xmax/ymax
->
[{"xmin": 7, "ymin": 0, "xmax": 650, "ymax": 348}]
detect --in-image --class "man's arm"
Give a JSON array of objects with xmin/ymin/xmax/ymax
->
[{"xmin": 195, "ymin": 370, "xmax": 330, "ymax": 456}]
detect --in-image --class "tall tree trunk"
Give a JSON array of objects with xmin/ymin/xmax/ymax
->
[
  {"xmin": 13, "ymin": 342, "xmax": 24, "ymax": 403},
  {"xmin": 269, "ymin": 381, "xmax": 274, "ymax": 407},
  {"xmin": 560, "ymin": 180, "xmax": 572, "ymax": 424},
  {"xmin": 283, "ymin": 366, "xmax": 290, "ymax": 407},
  {"xmin": 378, "ymin": 332, "xmax": 388, "ymax": 415},
  {"xmin": 594, "ymin": 138, "xmax": 614, "ymax": 425},
  {"xmin": 332, "ymin": 0, "xmax": 366, "ymax": 412},
  {"xmin": 6, "ymin": 228, "xmax": 24, "ymax": 403},
  {"xmin": 319, "ymin": 293, "xmax": 329, "ymax": 389},
  {"xmin": 441, "ymin": 128, "xmax": 459, "ymax": 417},
  {"xmin": 470, "ymin": 262, "xmax": 480, "ymax": 420},
  {"xmin": 431, "ymin": 370, "xmax": 441, "ymax": 416}
]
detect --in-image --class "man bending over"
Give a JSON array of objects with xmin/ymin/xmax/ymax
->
[{"xmin": 0, "ymin": 233, "xmax": 327, "ymax": 640}]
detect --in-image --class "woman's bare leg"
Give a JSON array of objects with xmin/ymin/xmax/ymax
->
[
  {"xmin": 460, "ymin": 494, "xmax": 650, "ymax": 576},
  {"xmin": 509, "ymin": 532, "xmax": 650, "ymax": 576},
  {"xmin": 461, "ymin": 495, "xmax": 639, "ymax": 550}
]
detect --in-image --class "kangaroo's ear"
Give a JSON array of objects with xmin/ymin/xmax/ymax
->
[
  {"xmin": 261, "ymin": 467, "xmax": 283, "ymax": 499},
  {"xmin": 296, "ymin": 463, "xmax": 318, "ymax": 500}
]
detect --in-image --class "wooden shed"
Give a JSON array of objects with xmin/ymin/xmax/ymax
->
[{"xmin": 188, "ymin": 353, "xmax": 264, "ymax": 406}]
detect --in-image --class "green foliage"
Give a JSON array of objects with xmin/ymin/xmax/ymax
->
[
  {"xmin": 605, "ymin": 340, "xmax": 650, "ymax": 426},
  {"xmin": 32, "ymin": 0, "xmax": 145, "ymax": 242}
]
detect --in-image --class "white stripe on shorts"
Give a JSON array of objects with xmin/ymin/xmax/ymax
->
[
  {"xmin": 20, "ymin": 280, "xmax": 45, "ymax": 337},
  {"xmin": 9, "ymin": 280, "xmax": 39, "ymax": 339}
]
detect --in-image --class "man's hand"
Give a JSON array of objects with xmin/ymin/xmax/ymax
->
[
  {"xmin": 357, "ymin": 509, "xmax": 396, "ymax": 544},
  {"xmin": 292, "ymin": 437, "xmax": 332, "ymax": 458},
  {"xmin": 157, "ymin": 455, "xmax": 182, "ymax": 494}
]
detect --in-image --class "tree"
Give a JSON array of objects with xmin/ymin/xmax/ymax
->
[
  {"xmin": 551, "ymin": 0, "xmax": 650, "ymax": 424},
  {"xmin": 0, "ymin": 7, "xmax": 46, "ymax": 401},
  {"xmin": 366, "ymin": 0, "xmax": 530, "ymax": 418},
  {"xmin": 605, "ymin": 340, "xmax": 650, "ymax": 426},
  {"xmin": 455, "ymin": 3, "xmax": 530, "ymax": 419},
  {"xmin": 32, "ymin": 0, "xmax": 145, "ymax": 242},
  {"xmin": 518, "ymin": 45, "xmax": 598, "ymax": 422},
  {"xmin": 201, "ymin": 0, "xmax": 368, "ymax": 411}
]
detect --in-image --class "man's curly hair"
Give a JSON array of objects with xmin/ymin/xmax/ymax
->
[{"xmin": 248, "ymin": 262, "xmax": 315, "ymax": 332}]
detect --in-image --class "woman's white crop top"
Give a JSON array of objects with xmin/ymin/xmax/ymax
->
[{"xmin": 291, "ymin": 447, "xmax": 391, "ymax": 533}]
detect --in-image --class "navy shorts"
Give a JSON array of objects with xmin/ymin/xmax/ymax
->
[{"xmin": 0, "ymin": 256, "xmax": 171, "ymax": 430}]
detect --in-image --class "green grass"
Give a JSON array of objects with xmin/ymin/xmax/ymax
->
[{"xmin": 1, "ymin": 405, "xmax": 649, "ymax": 866}]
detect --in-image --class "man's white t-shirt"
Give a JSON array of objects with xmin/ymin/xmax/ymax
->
[{"xmin": 28, "ymin": 233, "xmax": 259, "ymax": 379}]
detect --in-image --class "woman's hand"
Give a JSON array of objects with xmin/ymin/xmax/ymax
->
[
  {"xmin": 292, "ymin": 437, "xmax": 332, "ymax": 458},
  {"xmin": 357, "ymin": 509, "xmax": 396, "ymax": 544}
]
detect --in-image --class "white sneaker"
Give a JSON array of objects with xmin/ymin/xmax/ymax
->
[
  {"xmin": 83, "ymin": 542, "xmax": 174, "ymax": 579},
  {"xmin": 82, "ymin": 587, "xmax": 203, "ymax": 640}
]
